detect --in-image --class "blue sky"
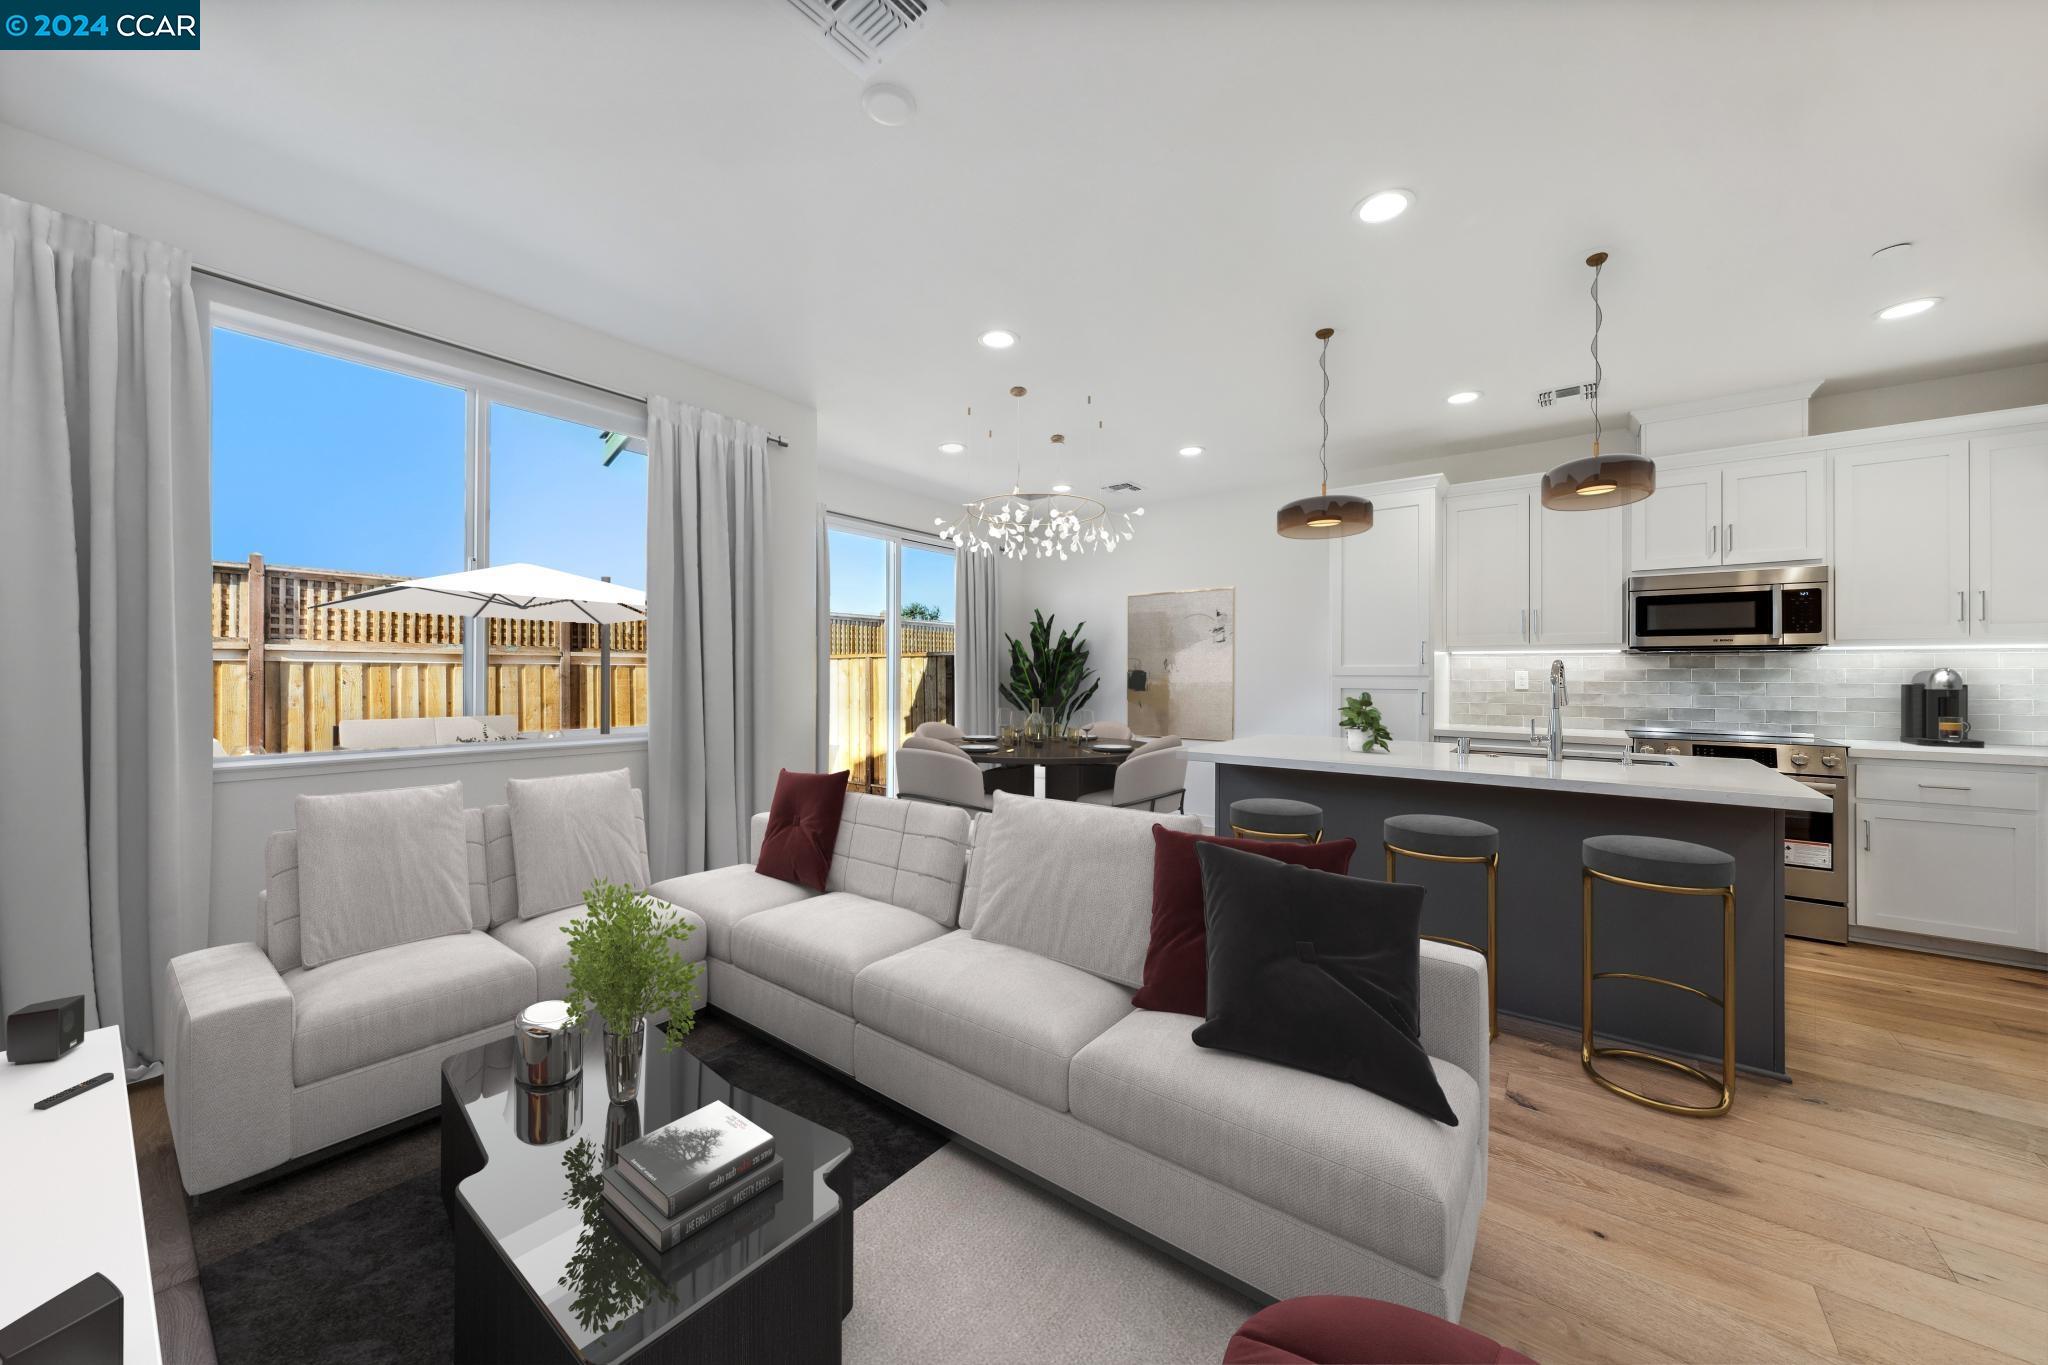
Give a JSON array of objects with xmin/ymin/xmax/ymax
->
[
  {"xmin": 211, "ymin": 328, "xmax": 647, "ymax": 586},
  {"xmin": 828, "ymin": 528, "xmax": 956, "ymax": 620}
]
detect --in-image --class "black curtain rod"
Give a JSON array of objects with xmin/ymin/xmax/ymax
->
[{"xmin": 191, "ymin": 264, "xmax": 790, "ymax": 448}]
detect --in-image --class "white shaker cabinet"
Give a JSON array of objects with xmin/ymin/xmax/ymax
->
[
  {"xmin": 1628, "ymin": 464, "xmax": 1722, "ymax": 571},
  {"xmin": 1721, "ymin": 453, "xmax": 1828, "ymax": 565},
  {"xmin": 1330, "ymin": 478, "xmax": 1439, "ymax": 675},
  {"xmin": 1853, "ymin": 760, "xmax": 2042, "ymax": 950},
  {"xmin": 1534, "ymin": 500, "xmax": 1626, "ymax": 647},
  {"xmin": 1443, "ymin": 488, "xmax": 1532, "ymax": 649},
  {"xmin": 1969, "ymin": 430, "xmax": 2048, "ymax": 641},
  {"xmin": 1443, "ymin": 479, "xmax": 1623, "ymax": 649},
  {"xmin": 1335, "ymin": 681, "xmax": 1428, "ymax": 744},
  {"xmin": 1831, "ymin": 441, "xmax": 1970, "ymax": 643}
]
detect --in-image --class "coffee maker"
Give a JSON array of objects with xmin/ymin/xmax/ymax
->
[{"xmin": 1900, "ymin": 667, "xmax": 1981, "ymax": 746}]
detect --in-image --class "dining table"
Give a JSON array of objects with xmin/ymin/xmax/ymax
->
[{"xmin": 962, "ymin": 734, "xmax": 1136, "ymax": 802}]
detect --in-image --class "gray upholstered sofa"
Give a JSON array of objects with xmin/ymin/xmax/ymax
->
[
  {"xmin": 649, "ymin": 790, "xmax": 1491, "ymax": 1318},
  {"xmin": 162, "ymin": 779, "xmax": 704, "ymax": 1195}
]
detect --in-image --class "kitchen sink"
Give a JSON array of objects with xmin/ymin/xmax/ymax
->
[{"xmin": 1466, "ymin": 744, "xmax": 1674, "ymax": 766}]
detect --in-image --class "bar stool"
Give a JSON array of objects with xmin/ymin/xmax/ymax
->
[
  {"xmin": 1383, "ymin": 814, "xmax": 1499, "ymax": 1039},
  {"xmin": 1580, "ymin": 834, "xmax": 1737, "ymax": 1118},
  {"xmin": 1228, "ymin": 798, "xmax": 1323, "ymax": 842}
]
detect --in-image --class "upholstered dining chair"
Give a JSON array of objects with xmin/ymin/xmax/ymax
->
[
  {"xmin": 1078, "ymin": 742, "xmax": 1188, "ymax": 813},
  {"xmin": 896, "ymin": 733, "xmax": 994, "ymax": 811},
  {"xmin": 912, "ymin": 720, "xmax": 969, "ymax": 743},
  {"xmin": 1128, "ymin": 733, "xmax": 1182, "ymax": 756},
  {"xmin": 1086, "ymin": 721, "xmax": 1134, "ymax": 743}
]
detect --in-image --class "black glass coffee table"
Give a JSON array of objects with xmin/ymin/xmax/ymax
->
[{"xmin": 440, "ymin": 1025, "xmax": 853, "ymax": 1364}]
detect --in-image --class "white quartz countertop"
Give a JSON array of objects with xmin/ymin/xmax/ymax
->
[
  {"xmin": 1849, "ymin": 739, "xmax": 2048, "ymax": 768},
  {"xmin": 1188, "ymin": 736, "xmax": 1833, "ymax": 812},
  {"xmin": 1433, "ymin": 723, "xmax": 1633, "ymax": 746}
]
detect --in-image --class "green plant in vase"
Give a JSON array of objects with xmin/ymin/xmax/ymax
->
[
  {"xmin": 1339, "ymin": 693, "xmax": 1393, "ymax": 754},
  {"xmin": 999, "ymin": 609, "xmax": 1100, "ymax": 727},
  {"xmin": 563, "ymin": 880, "xmax": 700, "ymax": 1102}
]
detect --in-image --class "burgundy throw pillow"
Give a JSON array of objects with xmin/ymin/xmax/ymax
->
[
  {"xmin": 755, "ymin": 769, "xmax": 850, "ymax": 891},
  {"xmin": 1133, "ymin": 826, "xmax": 1357, "ymax": 1015}
]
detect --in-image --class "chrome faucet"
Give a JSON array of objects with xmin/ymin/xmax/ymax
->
[{"xmin": 1547, "ymin": 659, "xmax": 1568, "ymax": 763}]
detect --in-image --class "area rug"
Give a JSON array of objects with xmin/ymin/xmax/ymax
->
[{"xmin": 192, "ymin": 1019, "xmax": 945, "ymax": 1364}]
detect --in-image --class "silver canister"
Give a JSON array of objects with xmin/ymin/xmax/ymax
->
[{"xmin": 514, "ymin": 999, "xmax": 585, "ymax": 1088}]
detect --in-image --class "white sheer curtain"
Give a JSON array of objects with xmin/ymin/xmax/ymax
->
[
  {"xmin": 0, "ymin": 194, "xmax": 212, "ymax": 1066},
  {"xmin": 645, "ymin": 396, "xmax": 770, "ymax": 877},
  {"xmin": 956, "ymin": 547, "xmax": 1001, "ymax": 733}
]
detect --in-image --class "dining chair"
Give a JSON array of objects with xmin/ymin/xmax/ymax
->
[
  {"xmin": 1078, "ymin": 743, "xmax": 1188, "ymax": 813},
  {"xmin": 1087, "ymin": 721, "xmax": 1134, "ymax": 743},
  {"xmin": 897, "ymin": 734, "xmax": 994, "ymax": 811},
  {"xmin": 912, "ymin": 720, "xmax": 969, "ymax": 744},
  {"xmin": 1128, "ymin": 733, "xmax": 1182, "ymax": 756}
]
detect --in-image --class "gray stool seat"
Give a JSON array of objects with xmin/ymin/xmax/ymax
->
[
  {"xmin": 1582, "ymin": 834, "xmax": 1736, "ymax": 890},
  {"xmin": 1228, "ymin": 797, "xmax": 1323, "ymax": 840},
  {"xmin": 1384, "ymin": 813, "xmax": 1499, "ymax": 860}
]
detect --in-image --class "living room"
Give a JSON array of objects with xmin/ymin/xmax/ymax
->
[{"xmin": 2, "ymin": 4, "xmax": 2045, "ymax": 1364}]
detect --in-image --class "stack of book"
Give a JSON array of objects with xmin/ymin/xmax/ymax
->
[{"xmin": 601, "ymin": 1100, "xmax": 781, "ymax": 1252}]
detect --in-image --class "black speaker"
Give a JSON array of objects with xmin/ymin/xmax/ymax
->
[
  {"xmin": 0, "ymin": 1272, "xmax": 122, "ymax": 1363},
  {"xmin": 4, "ymin": 996, "xmax": 85, "ymax": 1064}
]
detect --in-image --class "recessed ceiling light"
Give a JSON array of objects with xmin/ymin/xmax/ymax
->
[
  {"xmin": 938, "ymin": 442, "xmax": 964, "ymax": 454},
  {"xmin": 1178, "ymin": 446, "xmax": 1203, "ymax": 457},
  {"xmin": 977, "ymin": 329, "xmax": 1018, "ymax": 349},
  {"xmin": 860, "ymin": 83, "xmax": 918, "ymax": 127},
  {"xmin": 1051, "ymin": 484, "xmax": 1072, "ymax": 493},
  {"xmin": 1352, "ymin": 189, "xmax": 1414, "ymax": 225},
  {"xmin": 1876, "ymin": 297, "xmax": 1940, "ymax": 321},
  {"xmin": 1446, "ymin": 390, "xmax": 1482, "ymax": 405}
]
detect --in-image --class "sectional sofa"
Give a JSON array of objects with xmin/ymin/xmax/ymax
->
[
  {"xmin": 650, "ymin": 790, "xmax": 1491, "ymax": 1318},
  {"xmin": 161, "ymin": 784, "xmax": 704, "ymax": 1196}
]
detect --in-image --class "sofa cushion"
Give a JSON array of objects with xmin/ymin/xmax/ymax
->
[
  {"xmin": 728, "ymin": 894, "xmax": 948, "ymax": 1016},
  {"xmin": 1193, "ymin": 843, "xmax": 1455, "ymax": 1126},
  {"xmin": 506, "ymin": 769, "xmax": 650, "ymax": 916},
  {"xmin": 285, "ymin": 932, "xmax": 537, "ymax": 1086},
  {"xmin": 647, "ymin": 864, "xmax": 815, "ymax": 960},
  {"xmin": 1134, "ymin": 827, "xmax": 1358, "ymax": 1016},
  {"xmin": 1069, "ymin": 1010, "xmax": 1481, "ymax": 1277},
  {"xmin": 478, "ymin": 796, "xmax": 650, "ymax": 929},
  {"xmin": 966, "ymin": 791, "xmax": 1200, "ymax": 988},
  {"xmin": 294, "ymin": 782, "xmax": 473, "ymax": 968},
  {"xmin": 852, "ymin": 930, "xmax": 1134, "ymax": 1112},
  {"xmin": 757, "ymin": 769, "xmax": 852, "ymax": 891},
  {"xmin": 493, "ymin": 898, "xmax": 707, "ymax": 1001},
  {"xmin": 824, "ymin": 793, "xmax": 972, "ymax": 927},
  {"xmin": 1224, "ymin": 1296, "xmax": 1537, "ymax": 1365}
]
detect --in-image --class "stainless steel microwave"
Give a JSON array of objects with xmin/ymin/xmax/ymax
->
[{"xmin": 1626, "ymin": 565, "xmax": 1830, "ymax": 650}]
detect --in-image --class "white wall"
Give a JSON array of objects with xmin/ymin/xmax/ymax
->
[
  {"xmin": 3, "ymin": 121, "xmax": 818, "ymax": 942},
  {"xmin": 1810, "ymin": 360, "xmax": 2048, "ymax": 434},
  {"xmin": 210, "ymin": 739, "xmax": 648, "ymax": 947}
]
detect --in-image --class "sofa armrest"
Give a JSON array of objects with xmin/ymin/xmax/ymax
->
[
  {"xmin": 1417, "ymin": 940, "xmax": 1489, "ymax": 1121},
  {"xmin": 748, "ymin": 811, "xmax": 769, "ymax": 862},
  {"xmin": 160, "ymin": 942, "xmax": 295, "ymax": 1195}
]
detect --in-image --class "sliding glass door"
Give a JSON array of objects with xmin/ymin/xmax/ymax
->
[{"xmin": 825, "ymin": 519, "xmax": 956, "ymax": 794}]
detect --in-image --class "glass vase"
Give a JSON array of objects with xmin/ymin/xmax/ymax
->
[{"xmin": 602, "ymin": 1018, "xmax": 646, "ymax": 1104}]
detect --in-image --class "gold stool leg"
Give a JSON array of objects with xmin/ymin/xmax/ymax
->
[
  {"xmin": 1581, "ymin": 870, "xmax": 1595, "ymax": 1071},
  {"xmin": 1384, "ymin": 843, "xmax": 1396, "ymax": 883},
  {"xmin": 1720, "ymin": 887, "xmax": 1737, "ymax": 1114},
  {"xmin": 1485, "ymin": 853, "xmax": 1499, "ymax": 1040},
  {"xmin": 1582, "ymin": 869, "xmax": 1736, "ymax": 1118}
]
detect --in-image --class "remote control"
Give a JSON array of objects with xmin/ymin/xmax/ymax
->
[{"xmin": 35, "ymin": 1071, "xmax": 114, "ymax": 1110}]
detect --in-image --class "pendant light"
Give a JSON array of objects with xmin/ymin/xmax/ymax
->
[
  {"xmin": 1541, "ymin": 251, "xmax": 1656, "ymax": 510},
  {"xmin": 1277, "ymin": 328, "xmax": 1373, "ymax": 539}
]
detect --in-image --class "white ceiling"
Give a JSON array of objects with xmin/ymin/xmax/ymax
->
[{"xmin": 5, "ymin": 0, "xmax": 2046, "ymax": 502}]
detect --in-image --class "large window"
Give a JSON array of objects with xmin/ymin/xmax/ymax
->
[
  {"xmin": 205, "ymin": 283, "xmax": 647, "ymax": 756},
  {"xmin": 825, "ymin": 519, "xmax": 956, "ymax": 793}
]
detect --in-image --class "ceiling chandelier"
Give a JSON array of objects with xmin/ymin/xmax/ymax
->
[
  {"xmin": 1277, "ymin": 327, "xmax": 1373, "ymax": 539},
  {"xmin": 938, "ymin": 386, "xmax": 1143, "ymax": 560},
  {"xmin": 1541, "ymin": 251, "xmax": 1656, "ymax": 510}
]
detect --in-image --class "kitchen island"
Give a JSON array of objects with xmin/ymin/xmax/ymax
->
[{"xmin": 1193, "ymin": 737, "xmax": 1833, "ymax": 1078}]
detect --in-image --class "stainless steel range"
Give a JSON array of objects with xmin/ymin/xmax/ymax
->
[{"xmin": 1627, "ymin": 726, "xmax": 1850, "ymax": 943}]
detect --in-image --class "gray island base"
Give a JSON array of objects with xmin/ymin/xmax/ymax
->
[{"xmin": 1199, "ymin": 738, "xmax": 1833, "ymax": 1080}]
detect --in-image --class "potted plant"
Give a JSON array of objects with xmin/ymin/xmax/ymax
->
[
  {"xmin": 562, "ymin": 880, "xmax": 701, "ymax": 1103},
  {"xmin": 1000, "ymin": 609, "xmax": 1101, "ymax": 732},
  {"xmin": 1338, "ymin": 693, "xmax": 1394, "ymax": 754}
]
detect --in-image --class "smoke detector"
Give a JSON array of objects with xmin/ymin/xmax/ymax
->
[
  {"xmin": 1536, "ymin": 381, "xmax": 1599, "ymax": 409},
  {"xmin": 781, "ymin": 0, "xmax": 944, "ymax": 75}
]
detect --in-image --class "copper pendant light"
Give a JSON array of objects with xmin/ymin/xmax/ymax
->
[
  {"xmin": 1541, "ymin": 252, "xmax": 1656, "ymax": 511},
  {"xmin": 1277, "ymin": 328, "xmax": 1373, "ymax": 539}
]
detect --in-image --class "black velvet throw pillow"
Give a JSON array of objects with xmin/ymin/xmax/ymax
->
[{"xmin": 1191, "ymin": 842, "xmax": 1459, "ymax": 1126}]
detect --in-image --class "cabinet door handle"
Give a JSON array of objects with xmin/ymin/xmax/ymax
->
[
  {"xmin": 1709, "ymin": 524, "xmax": 1717, "ymax": 558},
  {"xmin": 1532, "ymin": 607, "xmax": 1541, "ymax": 639},
  {"xmin": 1917, "ymin": 782, "xmax": 1972, "ymax": 792},
  {"xmin": 1520, "ymin": 608, "xmax": 1528, "ymax": 640},
  {"xmin": 1979, "ymin": 589, "xmax": 1987, "ymax": 621},
  {"xmin": 1727, "ymin": 522, "xmax": 1734, "ymax": 553},
  {"xmin": 1862, "ymin": 819, "xmax": 1870, "ymax": 851},
  {"xmin": 1419, "ymin": 639, "xmax": 1426, "ymax": 666},
  {"xmin": 1957, "ymin": 590, "xmax": 1967, "ymax": 622}
]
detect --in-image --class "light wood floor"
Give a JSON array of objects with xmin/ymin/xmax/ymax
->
[
  {"xmin": 1461, "ymin": 939, "xmax": 2048, "ymax": 1364},
  {"xmin": 133, "ymin": 939, "xmax": 2046, "ymax": 1365}
]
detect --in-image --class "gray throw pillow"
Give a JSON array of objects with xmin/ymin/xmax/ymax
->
[
  {"xmin": 506, "ymin": 768, "xmax": 650, "ymax": 917},
  {"xmin": 295, "ymin": 782, "xmax": 473, "ymax": 968},
  {"xmin": 967, "ymin": 791, "xmax": 1200, "ymax": 987}
]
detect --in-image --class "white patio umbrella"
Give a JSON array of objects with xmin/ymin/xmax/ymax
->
[{"xmin": 326, "ymin": 563, "xmax": 647, "ymax": 732}]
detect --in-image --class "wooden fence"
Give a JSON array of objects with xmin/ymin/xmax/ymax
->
[
  {"xmin": 826, "ymin": 612, "xmax": 955, "ymax": 794},
  {"xmin": 211, "ymin": 557, "xmax": 647, "ymax": 754}
]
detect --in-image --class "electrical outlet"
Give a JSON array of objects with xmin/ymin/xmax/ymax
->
[{"xmin": 1514, "ymin": 669, "xmax": 1530, "ymax": 691}]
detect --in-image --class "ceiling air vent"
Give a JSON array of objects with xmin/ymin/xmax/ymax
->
[
  {"xmin": 1102, "ymin": 481, "xmax": 1143, "ymax": 493},
  {"xmin": 780, "ymin": 0, "xmax": 944, "ymax": 74},
  {"xmin": 1536, "ymin": 381, "xmax": 1598, "ymax": 409}
]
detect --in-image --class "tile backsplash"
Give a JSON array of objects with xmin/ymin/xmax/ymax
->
[{"xmin": 1447, "ymin": 649, "xmax": 2048, "ymax": 747}]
